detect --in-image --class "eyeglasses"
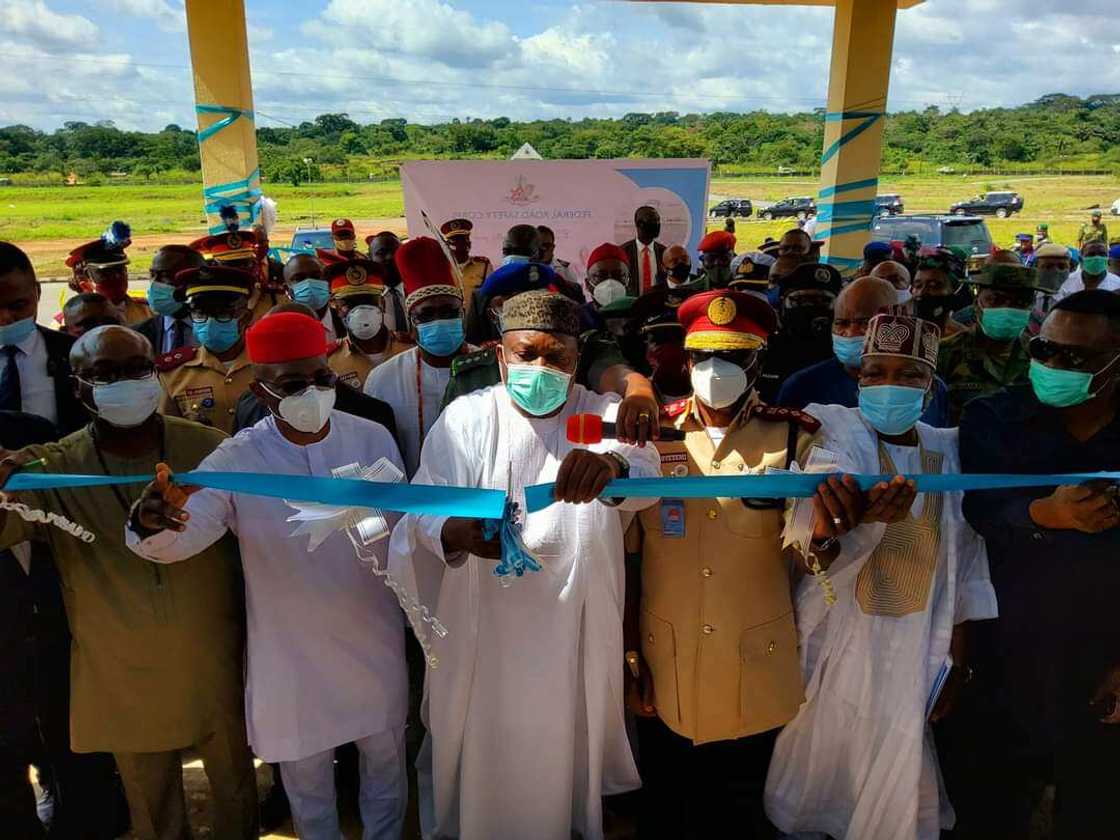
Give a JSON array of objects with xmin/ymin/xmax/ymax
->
[
  {"xmin": 75, "ymin": 365, "xmax": 156, "ymax": 387},
  {"xmin": 260, "ymin": 370, "xmax": 337, "ymax": 397},
  {"xmin": 189, "ymin": 311, "xmax": 238, "ymax": 324},
  {"xmin": 1028, "ymin": 337, "xmax": 1118, "ymax": 371}
]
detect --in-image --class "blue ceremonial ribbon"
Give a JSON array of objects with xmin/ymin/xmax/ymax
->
[
  {"xmin": 818, "ymin": 177, "xmax": 879, "ymax": 198},
  {"xmin": 6, "ymin": 472, "xmax": 506, "ymax": 520},
  {"xmin": 815, "ymin": 199, "xmax": 878, "ymax": 224},
  {"xmin": 481, "ymin": 500, "xmax": 541, "ymax": 578},
  {"xmin": 522, "ymin": 472, "xmax": 1120, "ymax": 514},
  {"xmin": 202, "ymin": 168, "xmax": 262, "ymax": 234},
  {"xmin": 820, "ymin": 110, "xmax": 883, "ymax": 165},
  {"xmin": 196, "ymin": 104, "xmax": 255, "ymax": 144}
]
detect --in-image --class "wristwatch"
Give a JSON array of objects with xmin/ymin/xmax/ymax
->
[
  {"xmin": 625, "ymin": 650, "xmax": 641, "ymax": 679},
  {"xmin": 604, "ymin": 450, "xmax": 630, "ymax": 479}
]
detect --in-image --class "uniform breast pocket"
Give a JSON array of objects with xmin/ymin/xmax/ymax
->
[
  {"xmin": 739, "ymin": 612, "xmax": 803, "ymax": 730},
  {"xmin": 641, "ymin": 609, "xmax": 681, "ymax": 728},
  {"xmin": 722, "ymin": 498, "xmax": 782, "ymax": 539}
]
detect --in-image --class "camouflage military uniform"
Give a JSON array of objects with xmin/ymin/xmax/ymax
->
[
  {"xmin": 439, "ymin": 331, "xmax": 628, "ymax": 412},
  {"xmin": 1077, "ymin": 221, "xmax": 1108, "ymax": 248},
  {"xmin": 936, "ymin": 327, "xmax": 1031, "ymax": 424}
]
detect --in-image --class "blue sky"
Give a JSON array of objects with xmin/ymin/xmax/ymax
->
[{"xmin": 3, "ymin": 0, "xmax": 1120, "ymax": 132}]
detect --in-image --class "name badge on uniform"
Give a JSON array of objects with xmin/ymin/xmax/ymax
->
[{"xmin": 660, "ymin": 499, "xmax": 685, "ymax": 538}]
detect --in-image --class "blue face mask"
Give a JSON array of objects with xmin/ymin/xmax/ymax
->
[
  {"xmin": 146, "ymin": 281, "xmax": 183, "ymax": 317},
  {"xmin": 291, "ymin": 279, "xmax": 330, "ymax": 311},
  {"xmin": 0, "ymin": 315, "xmax": 36, "ymax": 347},
  {"xmin": 832, "ymin": 333, "xmax": 864, "ymax": 368},
  {"xmin": 858, "ymin": 384, "xmax": 926, "ymax": 435},
  {"xmin": 505, "ymin": 362, "xmax": 572, "ymax": 416},
  {"xmin": 192, "ymin": 317, "xmax": 242, "ymax": 353},
  {"xmin": 416, "ymin": 318, "xmax": 465, "ymax": 357},
  {"xmin": 979, "ymin": 307, "xmax": 1031, "ymax": 341}
]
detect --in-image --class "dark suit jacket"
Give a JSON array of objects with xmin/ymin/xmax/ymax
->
[
  {"xmin": 233, "ymin": 383, "xmax": 399, "ymax": 448},
  {"xmin": 36, "ymin": 327, "xmax": 86, "ymax": 435},
  {"xmin": 621, "ymin": 239, "xmax": 667, "ymax": 296},
  {"xmin": 132, "ymin": 315, "xmax": 169, "ymax": 355}
]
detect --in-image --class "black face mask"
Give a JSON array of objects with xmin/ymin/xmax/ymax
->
[
  {"xmin": 782, "ymin": 305, "xmax": 834, "ymax": 340},
  {"xmin": 668, "ymin": 264, "xmax": 691, "ymax": 282},
  {"xmin": 914, "ymin": 284, "xmax": 970, "ymax": 322}
]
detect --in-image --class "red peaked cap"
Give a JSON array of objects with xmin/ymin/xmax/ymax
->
[
  {"xmin": 396, "ymin": 236, "xmax": 461, "ymax": 309},
  {"xmin": 246, "ymin": 312, "xmax": 328, "ymax": 364},
  {"xmin": 587, "ymin": 243, "xmax": 629, "ymax": 268}
]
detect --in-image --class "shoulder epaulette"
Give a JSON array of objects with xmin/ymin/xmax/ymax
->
[
  {"xmin": 450, "ymin": 346, "xmax": 497, "ymax": 376},
  {"xmin": 155, "ymin": 346, "xmax": 197, "ymax": 372},
  {"xmin": 663, "ymin": 398, "xmax": 690, "ymax": 418},
  {"xmin": 751, "ymin": 403, "xmax": 821, "ymax": 433}
]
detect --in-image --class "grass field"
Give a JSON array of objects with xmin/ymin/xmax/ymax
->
[{"xmin": 3, "ymin": 174, "xmax": 1117, "ymax": 276}]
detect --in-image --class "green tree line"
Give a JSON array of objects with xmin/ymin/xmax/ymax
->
[{"xmin": 3, "ymin": 93, "xmax": 1120, "ymax": 185}]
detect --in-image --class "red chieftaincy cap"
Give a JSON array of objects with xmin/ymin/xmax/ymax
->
[
  {"xmin": 246, "ymin": 312, "xmax": 328, "ymax": 364},
  {"xmin": 586, "ymin": 243, "xmax": 629, "ymax": 268},
  {"xmin": 396, "ymin": 236, "xmax": 462, "ymax": 311}
]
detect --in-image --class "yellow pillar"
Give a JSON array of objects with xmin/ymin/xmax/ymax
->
[
  {"xmin": 816, "ymin": 0, "xmax": 897, "ymax": 272},
  {"xmin": 185, "ymin": 0, "xmax": 261, "ymax": 234}
]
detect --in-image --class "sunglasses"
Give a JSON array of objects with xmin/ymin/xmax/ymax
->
[
  {"xmin": 261, "ymin": 370, "xmax": 338, "ymax": 397},
  {"xmin": 1028, "ymin": 337, "xmax": 1117, "ymax": 371}
]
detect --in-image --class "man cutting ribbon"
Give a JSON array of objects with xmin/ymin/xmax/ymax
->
[
  {"xmin": 388, "ymin": 290, "xmax": 660, "ymax": 840},
  {"xmin": 128, "ymin": 311, "xmax": 409, "ymax": 840}
]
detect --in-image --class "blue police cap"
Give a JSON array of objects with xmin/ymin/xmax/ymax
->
[{"xmin": 478, "ymin": 261, "xmax": 557, "ymax": 301}]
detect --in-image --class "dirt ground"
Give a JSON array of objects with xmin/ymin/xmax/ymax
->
[{"xmin": 23, "ymin": 218, "xmax": 410, "ymax": 282}]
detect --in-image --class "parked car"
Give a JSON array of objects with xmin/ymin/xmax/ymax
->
[
  {"xmin": 870, "ymin": 214, "xmax": 993, "ymax": 273},
  {"xmin": 758, "ymin": 196, "xmax": 816, "ymax": 221},
  {"xmin": 874, "ymin": 194, "xmax": 905, "ymax": 216},
  {"xmin": 949, "ymin": 191, "xmax": 1024, "ymax": 218},
  {"xmin": 1111, "ymin": 197, "xmax": 1120, "ymax": 216},
  {"xmin": 709, "ymin": 199, "xmax": 753, "ymax": 219},
  {"xmin": 289, "ymin": 227, "xmax": 334, "ymax": 252}
]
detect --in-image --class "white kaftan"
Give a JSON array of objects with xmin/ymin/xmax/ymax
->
[
  {"xmin": 389, "ymin": 384, "xmax": 660, "ymax": 840},
  {"xmin": 764, "ymin": 404, "xmax": 998, "ymax": 840},
  {"xmin": 363, "ymin": 345, "xmax": 462, "ymax": 477},
  {"xmin": 127, "ymin": 412, "xmax": 409, "ymax": 763}
]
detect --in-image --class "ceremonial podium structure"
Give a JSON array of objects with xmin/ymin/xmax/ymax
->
[{"xmin": 185, "ymin": 0, "xmax": 923, "ymax": 269}]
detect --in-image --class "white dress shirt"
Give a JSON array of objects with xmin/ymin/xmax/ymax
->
[
  {"xmin": 1053, "ymin": 269, "xmax": 1120, "ymax": 303},
  {"xmin": 3, "ymin": 326, "xmax": 57, "ymax": 424},
  {"xmin": 320, "ymin": 308, "xmax": 337, "ymax": 342}
]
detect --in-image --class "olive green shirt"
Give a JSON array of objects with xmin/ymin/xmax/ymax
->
[
  {"xmin": 936, "ymin": 326, "xmax": 1031, "ymax": 425},
  {"xmin": 0, "ymin": 417, "xmax": 245, "ymax": 753},
  {"xmin": 1078, "ymin": 222, "xmax": 1108, "ymax": 248}
]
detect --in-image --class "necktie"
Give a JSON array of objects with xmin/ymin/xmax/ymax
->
[
  {"xmin": 642, "ymin": 247, "xmax": 653, "ymax": 294},
  {"xmin": 170, "ymin": 319, "xmax": 189, "ymax": 351},
  {"xmin": 390, "ymin": 288, "xmax": 407, "ymax": 333},
  {"xmin": 0, "ymin": 346, "xmax": 21, "ymax": 412}
]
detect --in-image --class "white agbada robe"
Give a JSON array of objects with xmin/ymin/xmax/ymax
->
[
  {"xmin": 127, "ymin": 412, "xmax": 409, "ymax": 763},
  {"xmin": 389, "ymin": 384, "xmax": 659, "ymax": 840},
  {"xmin": 364, "ymin": 345, "xmax": 461, "ymax": 477},
  {"xmin": 764, "ymin": 404, "xmax": 998, "ymax": 840}
]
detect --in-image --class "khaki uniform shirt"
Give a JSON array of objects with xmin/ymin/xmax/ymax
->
[
  {"xmin": 0, "ymin": 418, "xmax": 244, "ymax": 753},
  {"xmin": 158, "ymin": 344, "xmax": 255, "ymax": 435},
  {"xmin": 458, "ymin": 256, "xmax": 492, "ymax": 320},
  {"xmin": 120, "ymin": 295, "xmax": 153, "ymax": 326},
  {"xmin": 636, "ymin": 396, "xmax": 815, "ymax": 744},
  {"xmin": 328, "ymin": 334, "xmax": 409, "ymax": 391}
]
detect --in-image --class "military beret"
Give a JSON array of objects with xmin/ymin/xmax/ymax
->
[
  {"xmin": 479, "ymin": 261, "xmax": 557, "ymax": 301},
  {"xmin": 698, "ymin": 230, "xmax": 736, "ymax": 253},
  {"xmin": 863, "ymin": 240, "xmax": 892, "ymax": 261},
  {"xmin": 778, "ymin": 262, "xmax": 842, "ymax": 295},
  {"xmin": 500, "ymin": 290, "xmax": 581, "ymax": 337}
]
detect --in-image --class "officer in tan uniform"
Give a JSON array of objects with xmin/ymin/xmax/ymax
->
[
  {"xmin": 188, "ymin": 229, "xmax": 280, "ymax": 323},
  {"xmin": 65, "ymin": 223, "xmax": 153, "ymax": 325},
  {"xmin": 325, "ymin": 257, "xmax": 410, "ymax": 390},
  {"xmin": 440, "ymin": 218, "xmax": 491, "ymax": 320},
  {"xmin": 157, "ymin": 265, "xmax": 255, "ymax": 435},
  {"xmin": 626, "ymin": 289, "xmax": 818, "ymax": 839}
]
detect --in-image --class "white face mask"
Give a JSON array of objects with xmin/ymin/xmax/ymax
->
[
  {"xmin": 894, "ymin": 288, "xmax": 913, "ymax": 306},
  {"xmin": 88, "ymin": 374, "xmax": 163, "ymax": 428},
  {"xmin": 592, "ymin": 278, "xmax": 627, "ymax": 308},
  {"xmin": 690, "ymin": 356, "xmax": 749, "ymax": 409},
  {"xmin": 265, "ymin": 385, "xmax": 336, "ymax": 434},
  {"xmin": 346, "ymin": 305, "xmax": 383, "ymax": 340}
]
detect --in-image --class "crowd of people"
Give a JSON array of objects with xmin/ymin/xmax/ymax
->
[{"xmin": 0, "ymin": 201, "xmax": 1118, "ymax": 840}]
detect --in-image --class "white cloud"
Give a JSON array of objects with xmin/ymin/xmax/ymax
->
[
  {"xmin": 0, "ymin": 0, "xmax": 98, "ymax": 49},
  {"xmin": 101, "ymin": 0, "xmax": 184, "ymax": 31}
]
